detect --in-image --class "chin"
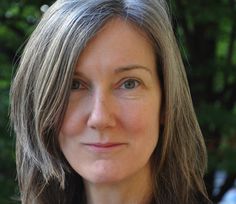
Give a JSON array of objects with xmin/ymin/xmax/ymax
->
[
  {"xmin": 82, "ymin": 171, "xmax": 125, "ymax": 185},
  {"xmin": 78, "ymin": 164, "xmax": 128, "ymax": 185}
]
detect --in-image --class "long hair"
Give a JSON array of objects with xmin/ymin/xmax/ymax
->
[{"xmin": 10, "ymin": 0, "xmax": 210, "ymax": 203}]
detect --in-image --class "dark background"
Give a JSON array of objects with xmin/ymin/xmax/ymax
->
[{"xmin": 0, "ymin": 0, "xmax": 235, "ymax": 203}]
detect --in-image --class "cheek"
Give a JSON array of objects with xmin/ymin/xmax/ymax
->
[
  {"xmin": 60, "ymin": 100, "xmax": 87, "ymax": 136},
  {"xmin": 121, "ymin": 100, "xmax": 161, "ymax": 136},
  {"xmin": 120, "ymin": 100, "xmax": 160, "ymax": 167},
  {"xmin": 61, "ymin": 112, "xmax": 79, "ymax": 136}
]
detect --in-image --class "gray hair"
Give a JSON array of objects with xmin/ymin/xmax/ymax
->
[{"xmin": 10, "ymin": 0, "xmax": 209, "ymax": 203}]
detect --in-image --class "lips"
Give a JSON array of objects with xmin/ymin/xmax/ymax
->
[
  {"xmin": 85, "ymin": 143, "xmax": 124, "ymax": 147},
  {"xmin": 82, "ymin": 142, "xmax": 126, "ymax": 152}
]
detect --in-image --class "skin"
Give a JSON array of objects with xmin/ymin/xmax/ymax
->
[{"xmin": 59, "ymin": 18, "xmax": 162, "ymax": 204}]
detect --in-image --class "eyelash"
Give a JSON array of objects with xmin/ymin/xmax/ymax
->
[
  {"xmin": 71, "ymin": 80, "xmax": 86, "ymax": 90},
  {"xmin": 71, "ymin": 78, "xmax": 141, "ymax": 90},
  {"xmin": 119, "ymin": 78, "xmax": 141, "ymax": 90}
]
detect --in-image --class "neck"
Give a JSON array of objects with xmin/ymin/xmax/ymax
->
[{"xmin": 83, "ymin": 165, "xmax": 153, "ymax": 204}]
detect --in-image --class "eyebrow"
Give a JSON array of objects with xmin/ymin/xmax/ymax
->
[
  {"xmin": 114, "ymin": 65, "xmax": 152, "ymax": 75},
  {"xmin": 73, "ymin": 64, "xmax": 152, "ymax": 77}
]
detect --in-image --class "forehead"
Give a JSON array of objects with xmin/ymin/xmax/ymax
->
[
  {"xmin": 87, "ymin": 17, "xmax": 153, "ymax": 50},
  {"xmin": 75, "ymin": 17, "xmax": 156, "ymax": 75}
]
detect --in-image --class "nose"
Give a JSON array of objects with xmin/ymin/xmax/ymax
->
[{"xmin": 87, "ymin": 93, "xmax": 116, "ymax": 130}]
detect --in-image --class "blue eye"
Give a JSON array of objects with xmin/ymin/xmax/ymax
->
[{"xmin": 121, "ymin": 79, "xmax": 140, "ymax": 89}]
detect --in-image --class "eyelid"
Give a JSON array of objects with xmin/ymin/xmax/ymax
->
[
  {"xmin": 71, "ymin": 77, "xmax": 144, "ymax": 91},
  {"xmin": 71, "ymin": 78, "xmax": 88, "ymax": 90},
  {"xmin": 118, "ymin": 77, "xmax": 142, "ymax": 89}
]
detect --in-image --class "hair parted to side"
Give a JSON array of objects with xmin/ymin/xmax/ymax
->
[{"xmin": 10, "ymin": 0, "xmax": 210, "ymax": 203}]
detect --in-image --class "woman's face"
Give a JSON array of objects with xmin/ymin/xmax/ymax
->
[{"xmin": 59, "ymin": 18, "xmax": 162, "ymax": 184}]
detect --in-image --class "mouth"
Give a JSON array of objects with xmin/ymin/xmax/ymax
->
[{"xmin": 82, "ymin": 143, "xmax": 127, "ymax": 152}]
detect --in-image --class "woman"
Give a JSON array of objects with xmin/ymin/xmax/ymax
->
[{"xmin": 10, "ymin": 0, "xmax": 211, "ymax": 203}]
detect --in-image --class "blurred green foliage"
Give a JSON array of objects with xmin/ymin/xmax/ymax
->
[
  {"xmin": 171, "ymin": 0, "xmax": 236, "ymax": 202},
  {"xmin": 0, "ymin": 0, "xmax": 235, "ymax": 203},
  {"xmin": 172, "ymin": 0, "xmax": 236, "ymax": 172},
  {"xmin": 0, "ymin": 1, "xmax": 53, "ymax": 203}
]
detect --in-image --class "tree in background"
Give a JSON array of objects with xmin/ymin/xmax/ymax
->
[
  {"xmin": 0, "ymin": 1, "xmax": 53, "ymax": 203},
  {"xmin": 172, "ymin": 0, "xmax": 236, "ymax": 202},
  {"xmin": 0, "ymin": 0, "xmax": 235, "ymax": 203}
]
